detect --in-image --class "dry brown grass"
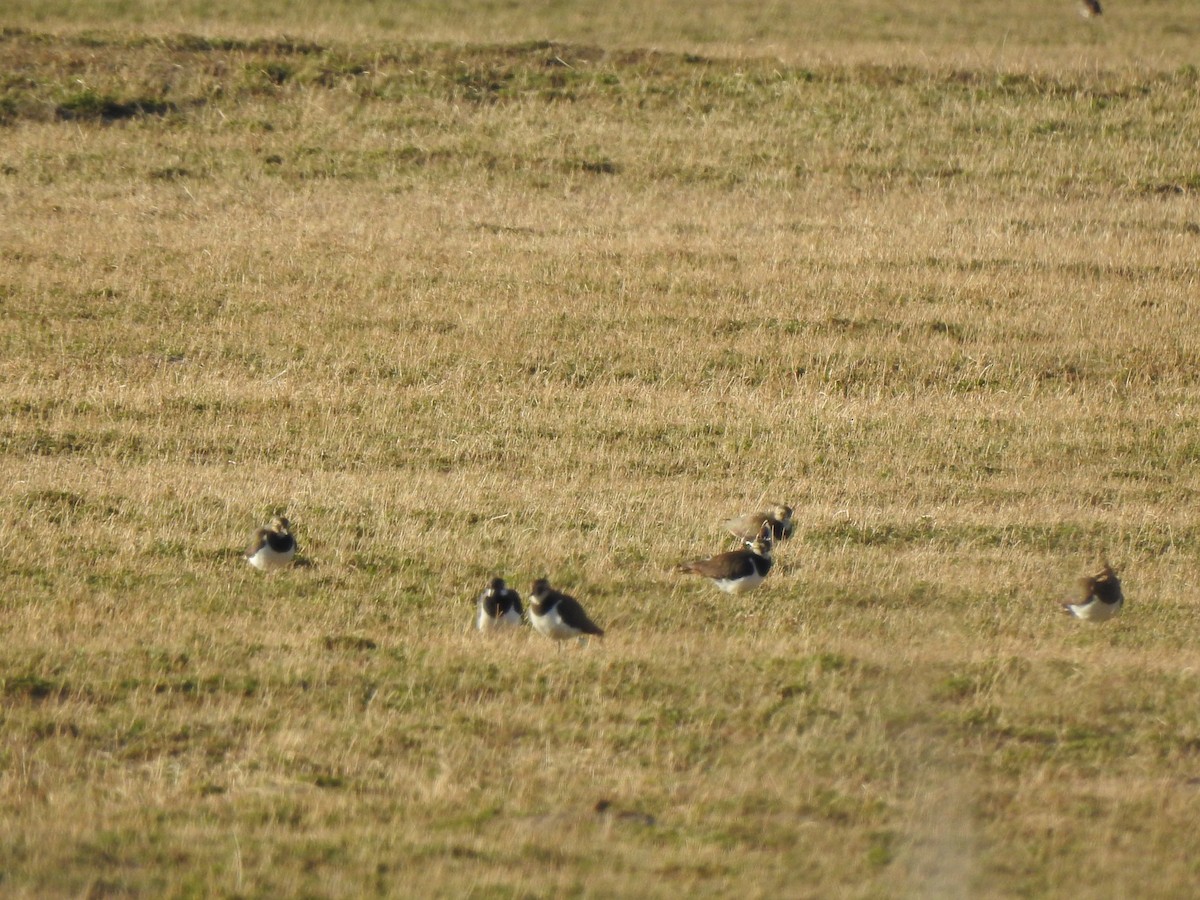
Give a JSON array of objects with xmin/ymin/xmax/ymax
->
[{"xmin": 2, "ymin": 6, "xmax": 1200, "ymax": 897}]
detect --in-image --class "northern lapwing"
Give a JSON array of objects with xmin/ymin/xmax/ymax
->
[
  {"xmin": 528, "ymin": 579, "xmax": 604, "ymax": 645},
  {"xmin": 1079, "ymin": 0, "xmax": 1102, "ymax": 17},
  {"xmin": 680, "ymin": 522, "xmax": 774, "ymax": 594},
  {"xmin": 1063, "ymin": 563, "xmax": 1123, "ymax": 622},
  {"xmin": 724, "ymin": 503, "xmax": 794, "ymax": 543},
  {"xmin": 245, "ymin": 516, "xmax": 296, "ymax": 572},
  {"xmin": 476, "ymin": 577, "xmax": 524, "ymax": 631}
]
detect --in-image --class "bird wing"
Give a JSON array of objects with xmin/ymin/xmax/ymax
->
[
  {"xmin": 245, "ymin": 529, "xmax": 268, "ymax": 558},
  {"xmin": 557, "ymin": 595, "xmax": 604, "ymax": 636},
  {"xmin": 682, "ymin": 550, "xmax": 756, "ymax": 580},
  {"xmin": 504, "ymin": 589, "xmax": 524, "ymax": 616},
  {"xmin": 725, "ymin": 512, "xmax": 768, "ymax": 541}
]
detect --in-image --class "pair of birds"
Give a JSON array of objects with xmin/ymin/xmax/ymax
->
[
  {"xmin": 677, "ymin": 502, "xmax": 793, "ymax": 594},
  {"xmin": 475, "ymin": 577, "xmax": 605, "ymax": 643}
]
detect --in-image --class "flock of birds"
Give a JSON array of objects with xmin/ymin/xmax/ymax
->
[{"xmin": 244, "ymin": 504, "xmax": 1125, "ymax": 640}]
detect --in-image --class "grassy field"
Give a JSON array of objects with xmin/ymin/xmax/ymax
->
[{"xmin": 3, "ymin": 2, "xmax": 1200, "ymax": 896}]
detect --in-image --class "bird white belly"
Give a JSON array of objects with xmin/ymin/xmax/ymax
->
[
  {"xmin": 714, "ymin": 572, "xmax": 765, "ymax": 594},
  {"xmin": 1068, "ymin": 599, "xmax": 1121, "ymax": 622},
  {"xmin": 479, "ymin": 607, "xmax": 523, "ymax": 631},
  {"xmin": 532, "ymin": 607, "xmax": 577, "ymax": 640},
  {"xmin": 248, "ymin": 545, "xmax": 295, "ymax": 571}
]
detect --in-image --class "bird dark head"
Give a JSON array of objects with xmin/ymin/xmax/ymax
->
[
  {"xmin": 489, "ymin": 577, "xmax": 507, "ymax": 592},
  {"xmin": 748, "ymin": 522, "xmax": 774, "ymax": 556},
  {"xmin": 531, "ymin": 578, "xmax": 551, "ymax": 598}
]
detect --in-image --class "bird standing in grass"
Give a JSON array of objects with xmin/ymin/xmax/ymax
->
[
  {"xmin": 724, "ymin": 503, "xmax": 794, "ymax": 543},
  {"xmin": 245, "ymin": 516, "xmax": 296, "ymax": 571},
  {"xmin": 476, "ymin": 577, "xmax": 525, "ymax": 631},
  {"xmin": 1079, "ymin": 0, "xmax": 1102, "ymax": 18},
  {"xmin": 680, "ymin": 522, "xmax": 774, "ymax": 594},
  {"xmin": 1063, "ymin": 563, "xmax": 1123, "ymax": 622},
  {"xmin": 528, "ymin": 579, "xmax": 604, "ymax": 645}
]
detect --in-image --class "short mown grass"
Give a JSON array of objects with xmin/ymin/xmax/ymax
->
[{"xmin": 2, "ymin": 4, "xmax": 1200, "ymax": 897}]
